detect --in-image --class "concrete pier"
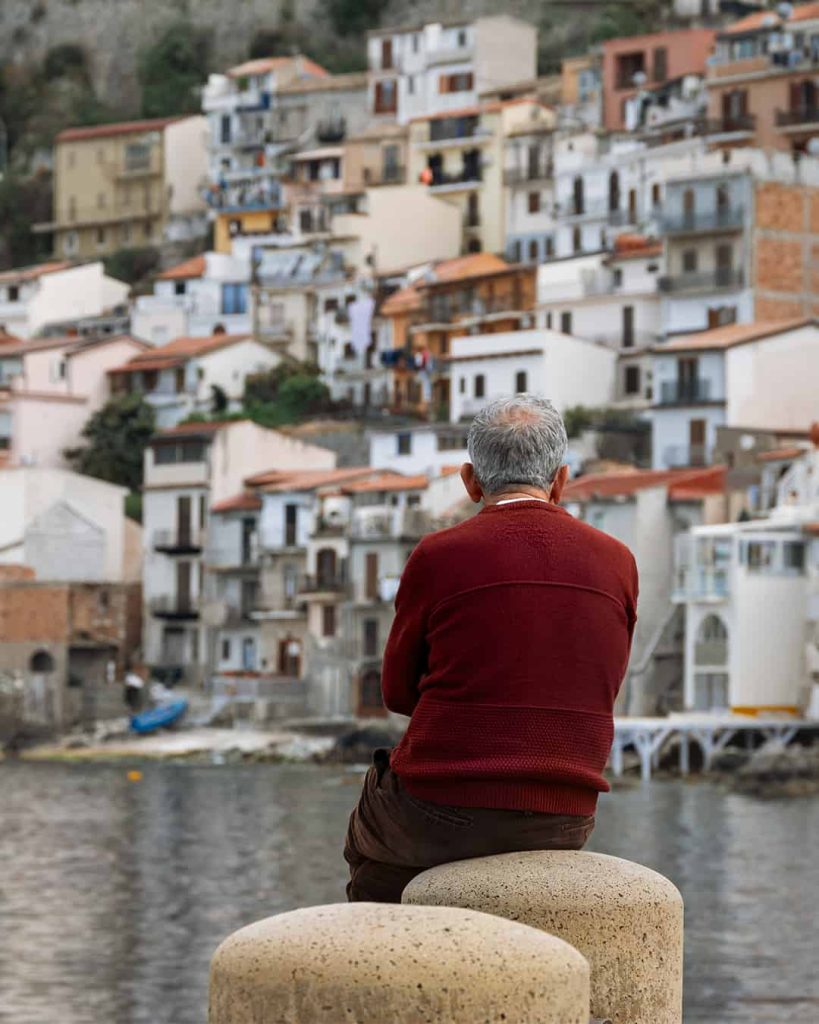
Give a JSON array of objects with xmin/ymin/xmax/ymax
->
[
  {"xmin": 209, "ymin": 901, "xmax": 591, "ymax": 1023},
  {"xmin": 403, "ymin": 851, "xmax": 684, "ymax": 1024}
]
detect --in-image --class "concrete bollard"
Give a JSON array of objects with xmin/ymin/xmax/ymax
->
[
  {"xmin": 209, "ymin": 902, "xmax": 590, "ymax": 1023},
  {"xmin": 403, "ymin": 851, "xmax": 683, "ymax": 1024}
]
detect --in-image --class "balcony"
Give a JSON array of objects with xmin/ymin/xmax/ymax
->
[
  {"xmin": 350, "ymin": 509, "xmax": 432, "ymax": 540},
  {"xmin": 206, "ymin": 545, "xmax": 259, "ymax": 573},
  {"xmin": 316, "ymin": 117, "xmax": 346, "ymax": 144},
  {"xmin": 659, "ymin": 207, "xmax": 744, "ymax": 235},
  {"xmin": 359, "ymin": 164, "xmax": 405, "ymax": 188},
  {"xmin": 504, "ymin": 163, "xmax": 553, "ymax": 186},
  {"xmin": 663, "ymin": 444, "xmax": 713, "ymax": 469},
  {"xmin": 658, "ymin": 268, "xmax": 743, "ymax": 294},
  {"xmin": 698, "ymin": 114, "xmax": 756, "ymax": 137},
  {"xmin": 775, "ymin": 106, "xmax": 819, "ymax": 129},
  {"xmin": 428, "ymin": 170, "xmax": 482, "ymax": 193},
  {"xmin": 298, "ymin": 574, "xmax": 349, "ymax": 597},
  {"xmin": 658, "ymin": 379, "xmax": 713, "ymax": 405},
  {"xmin": 674, "ymin": 567, "xmax": 730, "ymax": 602},
  {"xmin": 150, "ymin": 595, "xmax": 200, "ymax": 619},
  {"xmin": 153, "ymin": 529, "xmax": 204, "ymax": 554}
]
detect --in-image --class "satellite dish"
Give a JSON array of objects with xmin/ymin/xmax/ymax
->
[{"xmin": 807, "ymin": 137, "xmax": 819, "ymax": 155}]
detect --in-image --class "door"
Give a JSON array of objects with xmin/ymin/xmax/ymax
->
[
  {"xmin": 678, "ymin": 357, "xmax": 698, "ymax": 401},
  {"xmin": 316, "ymin": 548, "xmax": 337, "ymax": 588},
  {"xmin": 573, "ymin": 176, "xmax": 584, "ymax": 215},
  {"xmin": 528, "ymin": 143, "xmax": 540, "ymax": 180},
  {"xmin": 176, "ymin": 560, "xmax": 192, "ymax": 612},
  {"xmin": 689, "ymin": 419, "xmax": 707, "ymax": 466},
  {"xmin": 683, "ymin": 188, "xmax": 695, "ymax": 228},
  {"xmin": 284, "ymin": 504, "xmax": 297, "ymax": 547},
  {"xmin": 381, "ymin": 38, "xmax": 393, "ymax": 69},
  {"xmin": 363, "ymin": 618, "xmax": 379, "ymax": 657},
  {"xmin": 627, "ymin": 188, "xmax": 637, "ymax": 222},
  {"xmin": 278, "ymin": 638, "xmax": 301, "ymax": 677},
  {"xmin": 241, "ymin": 637, "xmax": 256, "ymax": 671},
  {"xmin": 177, "ymin": 495, "xmax": 191, "ymax": 547},
  {"xmin": 365, "ymin": 552, "xmax": 379, "ymax": 601},
  {"xmin": 608, "ymin": 171, "xmax": 620, "ymax": 213},
  {"xmin": 715, "ymin": 243, "xmax": 733, "ymax": 286},
  {"xmin": 241, "ymin": 517, "xmax": 255, "ymax": 564},
  {"xmin": 622, "ymin": 305, "xmax": 634, "ymax": 348}
]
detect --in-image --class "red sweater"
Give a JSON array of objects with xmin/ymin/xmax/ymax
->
[{"xmin": 383, "ymin": 500, "xmax": 638, "ymax": 816}]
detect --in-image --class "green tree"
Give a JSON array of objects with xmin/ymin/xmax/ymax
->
[
  {"xmin": 322, "ymin": 0, "xmax": 388, "ymax": 37},
  {"xmin": 0, "ymin": 173, "xmax": 53, "ymax": 269},
  {"xmin": 138, "ymin": 22, "xmax": 211, "ymax": 118},
  {"xmin": 102, "ymin": 246, "xmax": 160, "ymax": 287},
  {"xmin": 64, "ymin": 394, "xmax": 156, "ymax": 493}
]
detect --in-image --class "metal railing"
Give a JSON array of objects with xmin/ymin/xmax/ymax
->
[
  {"xmin": 659, "ymin": 207, "xmax": 744, "ymax": 234},
  {"xmin": 428, "ymin": 169, "xmax": 482, "ymax": 188},
  {"xmin": 349, "ymin": 509, "xmax": 432, "ymax": 539},
  {"xmin": 299, "ymin": 574, "xmax": 349, "ymax": 594},
  {"xmin": 316, "ymin": 117, "xmax": 346, "ymax": 143},
  {"xmin": 658, "ymin": 268, "xmax": 743, "ymax": 293},
  {"xmin": 699, "ymin": 113, "xmax": 756, "ymax": 135},
  {"xmin": 153, "ymin": 529, "xmax": 205, "ymax": 552},
  {"xmin": 503, "ymin": 164, "xmax": 553, "ymax": 186},
  {"xmin": 658, "ymin": 379, "xmax": 713, "ymax": 405},
  {"xmin": 149, "ymin": 595, "xmax": 200, "ymax": 617},
  {"xmin": 776, "ymin": 106, "xmax": 819, "ymax": 127}
]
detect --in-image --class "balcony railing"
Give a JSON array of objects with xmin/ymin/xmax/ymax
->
[
  {"xmin": 659, "ymin": 207, "xmax": 744, "ymax": 235},
  {"xmin": 658, "ymin": 268, "xmax": 743, "ymax": 294},
  {"xmin": 150, "ymin": 595, "xmax": 200, "ymax": 618},
  {"xmin": 298, "ymin": 574, "xmax": 349, "ymax": 595},
  {"xmin": 674, "ymin": 568, "xmax": 730, "ymax": 601},
  {"xmin": 663, "ymin": 444, "xmax": 713, "ymax": 468},
  {"xmin": 316, "ymin": 117, "xmax": 346, "ymax": 144},
  {"xmin": 349, "ymin": 509, "xmax": 432, "ymax": 539},
  {"xmin": 775, "ymin": 106, "xmax": 819, "ymax": 128},
  {"xmin": 428, "ymin": 169, "xmax": 482, "ymax": 189},
  {"xmin": 153, "ymin": 529, "xmax": 205, "ymax": 553},
  {"xmin": 699, "ymin": 114, "xmax": 756, "ymax": 136},
  {"xmin": 658, "ymin": 379, "xmax": 713, "ymax": 405},
  {"xmin": 503, "ymin": 163, "xmax": 553, "ymax": 186}
]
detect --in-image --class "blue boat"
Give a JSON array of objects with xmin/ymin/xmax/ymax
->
[{"xmin": 130, "ymin": 698, "xmax": 188, "ymax": 735}]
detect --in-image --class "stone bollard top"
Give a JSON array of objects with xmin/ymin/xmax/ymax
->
[{"xmin": 209, "ymin": 901, "xmax": 591, "ymax": 1024}]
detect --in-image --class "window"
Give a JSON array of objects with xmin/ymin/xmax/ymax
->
[
  {"xmin": 284, "ymin": 504, "xmax": 298, "ymax": 547},
  {"xmin": 622, "ymin": 305, "xmax": 634, "ymax": 348},
  {"xmin": 381, "ymin": 38, "xmax": 393, "ymax": 69},
  {"xmin": 652, "ymin": 46, "xmax": 668, "ymax": 83},
  {"xmin": 572, "ymin": 226, "xmax": 582, "ymax": 253},
  {"xmin": 682, "ymin": 249, "xmax": 698, "ymax": 273},
  {"xmin": 360, "ymin": 670, "xmax": 383, "ymax": 710},
  {"xmin": 459, "ymin": 377, "xmax": 466, "ymax": 394},
  {"xmin": 515, "ymin": 370, "xmax": 527, "ymax": 393},
  {"xmin": 220, "ymin": 115, "xmax": 231, "ymax": 145},
  {"xmin": 528, "ymin": 239, "xmax": 539, "ymax": 262},
  {"xmin": 651, "ymin": 182, "xmax": 661, "ymax": 208},
  {"xmin": 322, "ymin": 604, "xmax": 337, "ymax": 637},
  {"xmin": 783, "ymin": 541, "xmax": 806, "ymax": 572},
  {"xmin": 613, "ymin": 268, "xmax": 623, "ymax": 288},
  {"xmin": 221, "ymin": 283, "xmax": 248, "ymax": 315},
  {"xmin": 560, "ymin": 311, "xmax": 572, "ymax": 334},
  {"xmin": 396, "ymin": 432, "xmax": 412, "ymax": 455},
  {"xmin": 743, "ymin": 540, "xmax": 775, "ymax": 571},
  {"xmin": 98, "ymin": 589, "xmax": 109, "ymax": 613},
  {"xmin": 8, "ymin": 285, "xmax": 19, "ymax": 302},
  {"xmin": 125, "ymin": 141, "xmax": 151, "ymax": 171},
  {"xmin": 474, "ymin": 374, "xmax": 485, "ymax": 398},
  {"xmin": 528, "ymin": 191, "xmax": 541, "ymax": 214},
  {"xmin": 544, "ymin": 235, "xmax": 554, "ymax": 258},
  {"xmin": 439, "ymin": 72, "xmax": 474, "ymax": 94},
  {"xmin": 174, "ymin": 281, "xmax": 186, "ymax": 297},
  {"xmin": 63, "ymin": 229, "xmax": 78, "ymax": 256},
  {"xmin": 545, "ymin": 312, "xmax": 553, "ymax": 329},
  {"xmin": 457, "ymin": 29, "xmax": 468, "ymax": 47},
  {"xmin": 624, "ymin": 365, "xmax": 641, "ymax": 394},
  {"xmin": 153, "ymin": 440, "xmax": 207, "ymax": 464},
  {"xmin": 511, "ymin": 239, "xmax": 522, "ymax": 262},
  {"xmin": 374, "ymin": 79, "xmax": 397, "ymax": 114},
  {"xmin": 221, "ymin": 639, "xmax": 231, "ymax": 660},
  {"xmin": 363, "ymin": 619, "xmax": 379, "ymax": 657},
  {"xmin": 412, "ymin": 33, "xmax": 420, "ymax": 53},
  {"xmin": 96, "ymin": 227, "xmax": 106, "ymax": 246},
  {"xmin": 408, "ymin": 75, "xmax": 415, "ymax": 95}
]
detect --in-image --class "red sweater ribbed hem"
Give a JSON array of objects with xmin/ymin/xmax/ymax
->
[{"xmin": 400, "ymin": 776, "xmax": 600, "ymax": 817}]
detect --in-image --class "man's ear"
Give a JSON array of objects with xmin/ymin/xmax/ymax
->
[
  {"xmin": 549, "ymin": 464, "xmax": 570, "ymax": 504},
  {"xmin": 460, "ymin": 462, "xmax": 483, "ymax": 504}
]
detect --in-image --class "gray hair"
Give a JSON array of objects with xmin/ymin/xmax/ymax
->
[{"xmin": 467, "ymin": 395, "xmax": 568, "ymax": 495}]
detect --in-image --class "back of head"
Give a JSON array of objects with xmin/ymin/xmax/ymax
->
[{"xmin": 467, "ymin": 395, "xmax": 568, "ymax": 496}]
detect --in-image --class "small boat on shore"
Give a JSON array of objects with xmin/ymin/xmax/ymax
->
[{"xmin": 130, "ymin": 699, "xmax": 188, "ymax": 735}]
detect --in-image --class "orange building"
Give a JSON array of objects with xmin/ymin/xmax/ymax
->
[
  {"xmin": 601, "ymin": 27, "xmax": 716, "ymax": 132},
  {"xmin": 707, "ymin": 3, "xmax": 819, "ymax": 152},
  {"xmin": 380, "ymin": 252, "xmax": 535, "ymax": 417}
]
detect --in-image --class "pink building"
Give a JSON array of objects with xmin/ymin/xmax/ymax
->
[{"xmin": 601, "ymin": 27, "xmax": 716, "ymax": 132}]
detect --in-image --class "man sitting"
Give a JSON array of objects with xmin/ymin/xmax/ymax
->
[{"xmin": 345, "ymin": 395, "xmax": 638, "ymax": 903}]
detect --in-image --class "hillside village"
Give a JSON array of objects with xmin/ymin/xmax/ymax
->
[{"xmin": 1, "ymin": 4, "xmax": 819, "ymax": 741}]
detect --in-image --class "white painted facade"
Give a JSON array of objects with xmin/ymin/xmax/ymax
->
[
  {"xmin": 448, "ymin": 328, "xmax": 617, "ymax": 423},
  {"xmin": 0, "ymin": 262, "xmax": 129, "ymax": 339},
  {"xmin": 367, "ymin": 17, "xmax": 537, "ymax": 125},
  {"xmin": 367, "ymin": 425, "xmax": 468, "ymax": 477},
  {"xmin": 0, "ymin": 467, "xmax": 134, "ymax": 582},
  {"xmin": 675, "ymin": 447, "xmax": 819, "ymax": 713},
  {"xmin": 163, "ymin": 116, "xmax": 210, "ymax": 242}
]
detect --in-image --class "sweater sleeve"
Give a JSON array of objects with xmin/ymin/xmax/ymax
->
[{"xmin": 381, "ymin": 542, "xmax": 430, "ymax": 716}]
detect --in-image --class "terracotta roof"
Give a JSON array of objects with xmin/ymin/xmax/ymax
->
[
  {"xmin": 563, "ymin": 466, "xmax": 725, "ymax": 502},
  {"xmin": 380, "ymin": 283, "xmax": 423, "ymax": 316},
  {"xmin": 108, "ymin": 332, "xmax": 253, "ymax": 374},
  {"xmin": 341, "ymin": 472, "xmax": 428, "ymax": 494},
  {"xmin": 789, "ymin": 2, "xmax": 819, "ymax": 22},
  {"xmin": 156, "ymin": 255, "xmax": 206, "ymax": 281},
  {"xmin": 0, "ymin": 328, "xmax": 24, "ymax": 346},
  {"xmin": 804, "ymin": 522, "xmax": 819, "ymax": 535},
  {"xmin": 657, "ymin": 319, "xmax": 813, "ymax": 354},
  {"xmin": 0, "ymin": 333, "xmax": 146, "ymax": 360},
  {"xmin": 227, "ymin": 56, "xmax": 328, "ymax": 79},
  {"xmin": 610, "ymin": 234, "xmax": 662, "ymax": 261},
  {"xmin": 721, "ymin": 10, "xmax": 779, "ymax": 34},
  {"xmin": 276, "ymin": 71, "xmax": 367, "ymax": 95},
  {"xmin": 56, "ymin": 117, "xmax": 182, "ymax": 143},
  {"xmin": 247, "ymin": 467, "xmax": 374, "ymax": 491},
  {"xmin": 379, "ymin": 253, "xmax": 517, "ymax": 316},
  {"xmin": 756, "ymin": 445, "xmax": 806, "ymax": 463},
  {"xmin": 0, "ymin": 261, "xmax": 73, "ymax": 285},
  {"xmin": 211, "ymin": 491, "xmax": 262, "ymax": 514}
]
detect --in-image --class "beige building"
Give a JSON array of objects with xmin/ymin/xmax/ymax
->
[
  {"xmin": 408, "ymin": 99, "xmax": 552, "ymax": 255},
  {"xmin": 343, "ymin": 122, "xmax": 409, "ymax": 192},
  {"xmin": 40, "ymin": 116, "xmax": 208, "ymax": 260}
]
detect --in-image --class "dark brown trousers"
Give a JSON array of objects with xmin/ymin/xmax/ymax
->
[{"xmin": 344, "ymin": 749, "xmax": 595, "ymax": 903}]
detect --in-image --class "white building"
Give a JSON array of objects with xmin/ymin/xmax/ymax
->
[
  {"xmin": 503, "ymin": 116, "xmax": 557, "ymax": 265},
  {"xmin": 674, "ymin": 439, "xmax": 819, "ymax": 714},
  {"xmin": 649, "ymin": 319, "xmax": 819, "ymax": 469},
  {"xmin": 368, "ymin": 423, "xmax": 469, "ymax": 477},
  {"xmin": 448, "ymin": 327, "xmax": 617, "ymax": 423},
  {"xmin": 108, "ymin": 332, "xmax": 282, "ymax": 429},
  {"xmin": 0, "ymin": 261, "xmax": 129, "ymax": 340},
  {"xmin": 536, "ymin": 239, "xmax": 663, "ymax": 409},
  {"xmin": 0, "ymin": 466, "xmax": 141, "ymax": 582},
  {"xmin": 142, "ymin": 420, "xmax": 336, "ymax": 684},
  {"xmin": 563, "ymin": 464, "xmax": 728, "ymax": 714},
  {"xmin": 0, "ymin": 333, "xmax": 148, "ymax": 469},
  {"xmin": 367, "ymin": 16, "xmax": 537, "ymax": 125}
]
